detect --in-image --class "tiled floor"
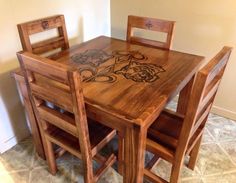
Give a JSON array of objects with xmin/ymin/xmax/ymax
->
[{"xmin": 1, "ymin": 102, "xmax": 236, "ymax": 182}]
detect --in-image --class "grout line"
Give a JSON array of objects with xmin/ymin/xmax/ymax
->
[
  {"xmin": 30, "ymin": 147, "xmax": 36, "ymax": 168},
  {"xmin": 26, "ymin": 170, "xmax": 30, "ymax": 183},
  {"xmin": 28, "ymin": 169, "xmax": 32, "ymax": 183},
  {"xmin": 204, "ymin": 127, "xmax": 217, "ymax": 143},
  {"xmin": 202, "ymin": 169, "xmax": 236, "ymax": 180},
  {"xmin": 217, "ymin": 142, "xmax": 236, "ymax": 167},
  {"xmin": 206, "ymin": 119, "xmax": 236, "ymax": 168},
  {"xmin": 205, "ymin": 125, "xmax": 236, "ymax": 144},
  {"xmin": 0, "ymin": 169, "xmax": 29, "ymax": 175}
]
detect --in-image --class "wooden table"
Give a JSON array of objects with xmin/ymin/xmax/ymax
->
[{"xmin": 13, "ymin": 36, "xmax": 204, "ymax": 183}]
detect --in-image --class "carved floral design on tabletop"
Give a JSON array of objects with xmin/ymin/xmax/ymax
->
[
  {"xmin": 72, "ymin": 49, "xmax": 114, "ymax": 67},
  {"xmin": 71, "ymin": 49, "xmax": 165, "ymax": 83},
  {"xmin": 115, "ymin": 61, "xmax": 165, "ymax": 83}
]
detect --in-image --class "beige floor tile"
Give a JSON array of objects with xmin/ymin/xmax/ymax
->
[
  {"xmin": 32, "ymin": 154, "xmax": 47, "ymax": 168},
  {"xmin": 151, "ymin": 158, "xmax": 200, "ymax": 182},
  {"xmin": 202, "ymin": 171, "xmax": 236, "ymax": 183},
  {"xmin": 220, "ymin": 140, "xmax": 236, "ymax": 164},
  {"xmin": 202, "ymin": 129, "xmax": 214, "ymax": 144},
  {"xmin": 1, "ymin": 112, "xmax": 236, "ymax": 182},
  {"xmin": 29, "ymin": 167, "xmax": 51, "ymax": 183},
  {"xmin": 181, "ymin": 177, "xmax": 203, "ymax": 183},
  {"xmin": 30, "ymin": 160, "xmax": 73, "ymax": 183},
  {"xmin": 0, "ymin": 171, "xmax": 29, "ymax": 183},
  {"xmin": 0, "ymin": 142, "xmax": 34, "ymax": 172},
  {"xmin": 151, "ymin": 159, "xmax": 171, "ymax": 181},
  {"xmin": 71, "ymin": 160, "xmax": 85, "ymax": 183},
  {"xmin": 51, "ymin": 163, "xmax": 73, "ymax": 183},
  {"xmin": 196, "ymin": 143, "xmax": 236, "ymax": 176},
  {"xmin": 208, "ymin": 113, "xmax": 222, "ymax": 120},
  {"xmin": 97, "ymin": 168, "xmax": 122, "ymax": 183},
  {"xmin": 56, "ymin": 152, "xmax": 74, "ymax": 165},
  {"xmin": 206, "ymin": 118, "xmax": 236, "ymax": 142}
]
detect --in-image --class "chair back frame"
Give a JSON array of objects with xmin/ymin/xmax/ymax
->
[
  {"xmin": 17, "ymin": 51, "xmax": 94, "ymax": 180},
  {"xmin": 127, "ymin": 15, "xmax": 175, "ymax": 50},
  {"xmin": 174, "ymin": 46, "xmax": 233, "ymax": 175},
  {"xmin": 17, "ymin": 15, "xmax": 69, "ymax": 55}
]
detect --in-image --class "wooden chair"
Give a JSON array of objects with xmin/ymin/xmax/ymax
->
[
  {"xmin": 17, "ymin": 52, "xmax": 116, "ymax": 183},
  {"xmin": 126, "ymin": 15, "xmax": 175, "ymax": 50},
  {"xmin": 144, "ymin": 46, "xmax": 233, "ymax": 183},
  {"xmin": 17, "ymin": 15, "xmax": 69, "ymax": 56}
]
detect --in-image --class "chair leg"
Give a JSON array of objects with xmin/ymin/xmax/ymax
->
[
  {"xmin": 170, "ymin": 154, "xmax": 184, "ymax": 183},
  {"xmin": 187, "ymin": 135, "xmax": 202, "ymax": 170},
  {"xmin": 170, "ymin": 160, "xmax": 183, "ymax": 183},
  {"xmin": 118, "ymin": 132, "xmax": 124, "ymax": 175},
  {"xmin": 82, "ymin": 161, "xmax": 94, "ymax": 183},
  {"xmin": 44, "ymin": 137, "xmax": 57, "ymax": 175}
]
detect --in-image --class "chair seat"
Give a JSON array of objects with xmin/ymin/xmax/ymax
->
[
  {"xmin": 45, "ymin": 118, "xmax": 116, "ymax": 158},
  {"xmin": 147, "ymin": 109, "xmax": 204, "ymax": 162}
]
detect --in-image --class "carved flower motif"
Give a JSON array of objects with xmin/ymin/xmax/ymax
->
[
  {"xmin": 71, "ymin": 49, "xmax": 113, "ymax": 67},
  {"xmin": 116, "ymin": 62, "xmax": 165, "ymax": 83},
  {"xmin": 113, "ymin": 50, "xmax": 147, "ymax": 63}
]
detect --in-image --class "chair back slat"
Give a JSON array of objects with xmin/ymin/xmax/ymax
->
[
  {"xmin": 199, "ymin": 79, "xmax": 221, "ymax": 113},
  {"xmin": 37, "ymin": 105, "xmax": 78, "ymax": 137},
  {"xmin": 191, "ymin": 103, "xmax": 212, "ymax": 136},
  {"xmin": 31, "ymin": 36, "xmax": 66, "ymax": 54},
  {"xmin": 29, "ymin": 82, "xmax": 73, "ymax": 113},
  {"xmin": 17, "ymin": 52, "xmax": 69, "ymax": 84},
  {"xmin": 17, "ymin": 15, "xmax": 69, "ymax": 55},
  {"xmin": 176, "ymin": 46, "xmax": 233, "ymax": 158},
  {"xmin": 127, "ymin": 15, "xmax": 175, "ymax": 49}
]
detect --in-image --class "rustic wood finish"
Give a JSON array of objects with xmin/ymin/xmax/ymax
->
[
  {"xmin": 144, "ymin": 46, "xmax": 233, "ymax": 183},
  {"xmin": 127, "ymin": 15, "xmax": 175, "ymax": 50},
  {"xmin": 12, "ymin": 15, "xmax": 70, "ymax": 159},
  {"xmin": 17, "ymin": 15, "xmax": 69, "ymax": 55},
  {"xmin": 14, "ymin": 36, "xmax": 204, "ymax": 183},
  {"xmin": 11, "ymin": 69, "xmax": 45, "ymax": 159},
  {"xmin": 17, "ymin": 51, "xmax": 117, "ymax": 183}
]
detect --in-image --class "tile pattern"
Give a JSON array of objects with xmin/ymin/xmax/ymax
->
[{"xmin": 0, "ymin": 100, "xmax": 236, "ymax": 183}]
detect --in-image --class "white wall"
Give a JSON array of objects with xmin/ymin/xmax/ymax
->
[
  {"xmin": 0, "ymin": 0, "xmax": 110, "ymax": 153},
  {"xmin": 111, "ymin": 0, "xmax": 236, "ymax": 120}
]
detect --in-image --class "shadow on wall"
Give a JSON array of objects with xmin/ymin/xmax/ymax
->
[
  {"xmin": 0, "ymin": 59, "xmax": 30, "ymax": 150},
  {"xmin": 68, "ymin": 16, "xmax": 84, "ymax": 46},
  {"xmin": 111, "ymin": 26, "xmax": 126, "ymax": 40}
]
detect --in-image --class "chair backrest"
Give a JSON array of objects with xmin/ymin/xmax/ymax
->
[
  {"xmin": 17, "ymin": 15, "xmax": 69, "ymax": 55},
  {"xmin": 17, "ymin": 51, "xmax": 92, "ymax": 160},
  {"xmin": 176, "ymin": 46, "xmax": 232, "ymax": 157},
  {"xmin": 126, "ymin": 15, "xmax": 175, "ymax": 50}
]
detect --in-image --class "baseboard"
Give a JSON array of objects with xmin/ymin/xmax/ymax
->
[
  {"xmin": 0, "ymin": 129, "xmax": 31, "ymax": 154},
  {"xmin": 211, "ymin": 105, "xmax": 236, "ymax": 121},
  {"xmin": 0, "ymin": 136, "xmax": 18, "ymax": 153}
]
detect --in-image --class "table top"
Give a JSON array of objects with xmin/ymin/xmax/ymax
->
[
  {"xmin": 50, "ymin": 36, "xmax": 205, "ymax": 126},
  {"xmin": 14, "ymin": 36, "xmax": 205, "ymax": 126}
]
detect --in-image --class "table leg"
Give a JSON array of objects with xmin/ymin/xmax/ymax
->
[
  {"xmin": 177, "ymin": 76, "xmax": 195, "ymax": 115},
  {"xmin": 123, "ymin": 125, "xmax": 147, "ymax": 183},
  {"xmin": 118, "ymin": 132, "xmax": 124, "ymax": 175},
  {"xmin": 17, "ymin": 80, "xmax": 45, "ymax": 159}
]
